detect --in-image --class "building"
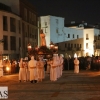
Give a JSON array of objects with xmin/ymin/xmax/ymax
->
[
  {"xmin": 38, "ymin": 15, "xmax": 65, "ymax": 47},
  {"xmin": 0, "ymin": 0, "xmax": 38, "ymax": 60},
  {"xmin": 38, "ymin": 15, "xmax": 100, "ymax": 57}
]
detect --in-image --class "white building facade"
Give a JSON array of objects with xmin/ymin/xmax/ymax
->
[{"xmin": 39, "ymin": 15, "xmax": 100, "ymax": 57}]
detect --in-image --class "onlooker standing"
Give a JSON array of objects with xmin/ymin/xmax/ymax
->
[{"xmin": 74, "ymin": 57, "xmax": 80, "ymax": 73}]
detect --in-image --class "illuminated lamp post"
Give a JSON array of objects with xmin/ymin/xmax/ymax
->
[
  {"xmin": 27, "ymin": 43, "xmax": 32, "ymax": 58},
  {"xmin": 27, "ymin": 41, "xmax": 58, "ymax": 60},
  {"xmin": 27, "ymin": 43, "xmax": 32, "ymax": 50},
  {"xmin": 6, "ymin": 66, "xmax": 10, "ymax": 74},
  {"xmin": 50, "ymin": 41, "xmax": 58, "ymax": 54}
]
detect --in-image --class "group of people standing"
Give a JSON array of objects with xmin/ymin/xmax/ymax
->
[
  {"xmin": 0, "ymin": 59, "xmax": 18, "ymax": 77},
  {"xmin": 18, "ymin": 54, "xmax": 64, "ymax": 83}
]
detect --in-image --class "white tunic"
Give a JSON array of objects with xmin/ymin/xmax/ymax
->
[
  {"xmin": 28, "ymin": 56, "xmax": 37, "ymax": 81},
  {"xmin": 74, "ymin": 58, "xmax": 79, "ymax": 73},
  {"xmin": 50, "ymin": 57, "xmax": 58, "ymax": 81},
  {"xmin": 37, "ymin": 60, "xmax": 45, "ymax": 80},
  {"xmin": 19, "ymin": 58, "xmax": 25, "ymax": 81}
]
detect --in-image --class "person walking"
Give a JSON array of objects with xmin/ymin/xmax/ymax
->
[
  {"xmin": 23, "ymin": 57, "xmax": 30, "ymax": 82},
  {"xmin": 28, "ymin": 56, "xmax": 38, "ymax": 83},
  {"xmin": 19, "ymin": 58, "xmax": 25, "ymax": 82},
  {"xmin": 37, "ymin": 56, "xmax": 45, "ymax": 82},
  {"xmin": 50, "ymin": 54, "xmax": 58, "ymax": 81}
]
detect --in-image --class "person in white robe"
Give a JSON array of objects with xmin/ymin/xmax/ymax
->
[
  {"xmin": 23, "ymin": 57, "xmax": 30, "ymax": 82},
  {"xmin": 28, "ymin": 56, "xmax": 38, "ymax": 83},
  {"xmin": 19, "ymin": 58, "xmax": 25, "ymax": 82},
  {"xmin": 50, "ymin": 55, "xmax": 58, "ymax": 81},
  {"xmin": 37, "ymin": 56, "xmax": 45, "ymax": 82},
  {"xmin": 74, "ymin": 57, "xmax": 80, "ymax": 73},
  {"xmin": 0, "ymin": 59, "xmax": 3, "ymax": 77}
]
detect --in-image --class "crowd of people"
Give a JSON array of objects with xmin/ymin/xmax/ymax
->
[
  {"xmin": 1, "ymin": 55, "xmax": 100, "ymax": 79},
  {"xmin": 0, "ymin": 59, "xmax": 18, "ymax": 77},
  {"xmin": 18, "ymin": 54, "xmax": 64, "ymax": 83}
]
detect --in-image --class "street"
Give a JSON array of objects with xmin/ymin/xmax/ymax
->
[{"xmin": 0, "ymin": 70, "xmax": 100, "ymax": 100}]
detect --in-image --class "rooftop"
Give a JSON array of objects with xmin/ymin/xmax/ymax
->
[{"xmin": 0, "ymin": 3, "xmax": 12, "ymax": 12}]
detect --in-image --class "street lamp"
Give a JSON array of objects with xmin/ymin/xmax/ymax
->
[
  {"xmin": 27, "ymin": 41, "xmax": 58, "ymax": 59},
  {"xmin": 27, "ymin": 43, "xmax": 32, "ymax": 50},
  {"xmin": 50, "ymin": 41, "xmax": 58, "ymax": 54}
]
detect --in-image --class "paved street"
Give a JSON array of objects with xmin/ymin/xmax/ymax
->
[{"xmin": 0, "ymin": 70, "xmax": 100, "ymax": 100}]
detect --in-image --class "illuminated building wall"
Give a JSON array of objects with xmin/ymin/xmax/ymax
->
[
  {"xmin": 39, "ymin": 15, "xmax": 100, "ymax": 57},
  {"xmin": 0, "ymin": 0, "xmax": 38, "ymax": 59}
]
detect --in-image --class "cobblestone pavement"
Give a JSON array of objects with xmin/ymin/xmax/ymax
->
[{"xmin": 0, "ymin": 70, "xmax": 100, "ymax": 100}]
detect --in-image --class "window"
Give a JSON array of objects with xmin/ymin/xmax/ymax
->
[
  {"xmin": 29, "ymin": 11, "xmax": 31, "ymax": 23},
  {"xmin": 73, "ymin": 34, "xmax": 74, "ymax": 38},
  {"xmin": 3, "ymin": 16, "xmax": 8, "ymax": 31},
  {"xmin": 24, "ymin": 8, "xmax": 27, "ymax": 21},
  {"xmin": 77, "ymin": 44, "xmax": 79, "ymax": 47},
  {"xmin": 19, "ymin": 38, "xmax": 21, "ymax": 49},
  {"xmin": 74, "ymin": 44, "xmax": 76, "ymax": 48},
  {"xmin": 71, "ymin": 44, "xmax": 73, "ymax": 48},
  {"xmin": 65, "ymin": 43, "xmax": 67, "ymax": 48},
  {"xmin": 32, "ymin": 13, "xmax": 36, "ymax": 25},
  {"xmin": 68, "ymin": 34, "xmax": 70, "ymax": 38},
  {"xmin": 3, "ymin": 35, "xmax": 8, "ymax": 50},
  {"xmin": 10, "ymin": 17, "xmax": 16, "ymax": 32},
  {"xmin": 18, "ymin": 20, "xmax": 21, "ymax": 34},
  {"xmin": 98, "ymin": 35, "xmax": 100, "ymax": 40},
  {"xmin": 10, "ymin": 36, "xmax": 16, "ymax": 50},
  {"xmin": 80, "ymin": 44, "xmax": 81, "ymax": 48},
  {"xmin": 56, "ymin": 28, "xmax": 59, "ymax": 33},
  {"xmin": 86, "ymin": 34, "xmax": 89, "ymax": 40},
  {"xmin": 45, "ymin": 22, "xmax": 47, "ymax": 26},
  {"xmin": 68, "ymin": 43, "xmax": 70, "ymax": 47},
  {"xmin": 86, "ymin": 43, "xmax": 88, "ymax": 49},
  {"xmin": 77, "ymin": 35, "xmax": 79, "ymax": 39},
  {"xmin": 56, "ymin": 19, "xmax": 58, "ymax": 24}
]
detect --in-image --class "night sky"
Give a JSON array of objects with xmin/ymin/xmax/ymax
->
[{"xmin": 29, "ymin": 0, "xmax": 100, "ymax": 24}]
